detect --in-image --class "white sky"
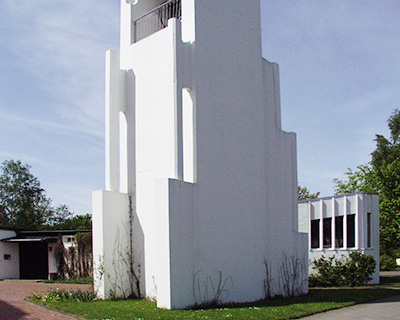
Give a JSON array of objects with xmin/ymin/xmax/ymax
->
[{"xmin": 0, "ymin": 1, "xmax": 399, "ymax": 214}]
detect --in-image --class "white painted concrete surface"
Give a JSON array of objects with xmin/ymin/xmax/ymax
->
[
  {"xmin": 0, "ymin": 230, "xmax": 19, "ymax": 279},
  {"xmin": 93, "ymin": 0, "xmax": 308, "ymax": 308}
]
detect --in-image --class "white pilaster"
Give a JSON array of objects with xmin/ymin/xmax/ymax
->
[{"xmin": 105, "ymin": 50, "xmax": 126, "ymax": 192}]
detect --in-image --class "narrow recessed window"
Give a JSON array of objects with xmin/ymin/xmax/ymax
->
[
  {"xmin": 4, "ymin": 254, "xmax": 11, "ymax": 260},
  {"xmin": 182, "ymin": 88, "xmax": 196, "ymax": 183},
  {"xmin": 335, "ymin": 216, "xmax": 344, "ymax": 248},
  {"xmin": 311, "ymin": 219, "xmax": 320, "ymax": 249},
  {"xmin": 367, "ymin": 212, "xmax": 372, "ymax": 248},
  {"xmin": 323, "ymin": 218, "xmax": 332, "ymax": 248},
  {"xmin": 347, "ymin": 214, "xmax": 356, "ymax": 248}
]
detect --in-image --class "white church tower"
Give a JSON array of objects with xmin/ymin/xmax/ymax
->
[{"xmin": 93, "ymin": 0, "xmax": 308, "ymax": 309}]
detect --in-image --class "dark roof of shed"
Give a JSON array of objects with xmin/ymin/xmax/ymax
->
[{"xmin": 0, "ymin": 229, "xmax": 91, "ymax": 243}]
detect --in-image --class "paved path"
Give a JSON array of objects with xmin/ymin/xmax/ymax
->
[
  {"xmin": 1, "ymin": 279, "xmax": 399, "ymax": 320},
  {"xmin": 301, "ymin": 271, "xmax": 400, "ymax": 319},
  {"xmin": 0, "ymin": 280, "xmax": 92, "ymax": 320},
  {"xmin": 301, "ymin": 294, "xmax": 400, "ymax": 320}
]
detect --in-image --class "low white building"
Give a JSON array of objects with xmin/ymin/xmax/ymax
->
[
  {"xmin": 0, "ymin": 229, "xmax": 19, "ymax": 279},
  {"xmin": 0, "ymin": 229, "xmax": 83, "ymax": 280},
  {"xmin": 298, "ymin": 193, "xmax": 380, "ymax": 284}
]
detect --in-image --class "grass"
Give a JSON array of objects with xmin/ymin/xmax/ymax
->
[
  {"xmin": 42, "ymin": 277, "xmax": 93, "ymax": 285},
  {"xmin": 379, "ymin": 274, "xmax": 400, "ymax": 287},
  {"xmin": 30, "ymin": 287, "xmax": 400, "ymax": 320}
]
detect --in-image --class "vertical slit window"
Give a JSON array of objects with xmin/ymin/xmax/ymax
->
[
  {"xmin": 335, "ymin": 216, "xmax": 344, "ymax": 248},
  {"xmin": 182, "ymin": 89, "xmax": 196, "ymax": 183},
  {"xmin": 311, "ymin": 219, "xmax": 320, "ymax": 249},
  {"xmin": 323, "ymin": 218, "xmax": 332, "ymax": 248},
  {"xmin": 347, "ymin": 214, "xmax": 356, "ymax": 248}
]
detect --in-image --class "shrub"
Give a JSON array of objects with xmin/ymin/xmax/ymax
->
[
  {"xmin": 309, "ymin": 252, "xmax": 376, "ymax": 287},
  {"xmin": 380, "ymin": 254, "xmax": 397, "ymax": 271},
  {"xmin": 34, "ymin": 289, "xmax": 96, "ymax": 302},
  {"xmin": 309, "ymin": 256, "xmax": 345, "ymax": 287}
]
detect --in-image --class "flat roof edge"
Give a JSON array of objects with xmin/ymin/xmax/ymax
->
[{"xmin": 298, "ymin": 192, "xmax": 379, "ymax": 204}]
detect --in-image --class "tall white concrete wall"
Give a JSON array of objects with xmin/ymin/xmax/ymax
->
[
  {"xmin": 93, "ymin": 190, "xmax": 133, "ymax": 298},
  {"xmin": 93, "ymin": 0, "xmax": 308, "ymax": 308},
  {"xmin": 120, "ymin": 21, "xmax": 181, "ymax": 300},
  {"xmin": 0, "ymin": 230, "xmax": 19, "ymax": 279},
  {"xmin": 298, "ymin": 193, "xmax": 380, "ymax": 284}
]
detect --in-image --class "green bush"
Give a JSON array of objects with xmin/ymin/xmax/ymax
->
[
  {"xmin": 380, "ymin": 254, "xmax": 397, "ymax": 271},
  {"xmin": 309, "ymin": 256, "xmax": 345, "ymax": 287},
  {"xmin": 33, "ymin": 289, "xmax": 95, "ymax": 302},
  {"xmin": 309, "ymin": 252, "xmax": 376, "ymax": 287}
]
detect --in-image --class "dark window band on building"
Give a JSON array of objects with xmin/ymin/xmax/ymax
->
[
  {"xmin": 311, "ymin": 219, "xmax": 320, "ymax": 249},
  {"xmin": 310, "ymin": 214, "xmax": 359, "ymax": 250},
  {"xmin": 347, "ymin": 214, "xmax": 356, "ymax": 248},
  {"xmin": 335, "ymin": 216, "xmax": 344, "ymax": 248},
  {"xmin": 323, "ymin": 218, "xmax": 332, "ymax": 248}
]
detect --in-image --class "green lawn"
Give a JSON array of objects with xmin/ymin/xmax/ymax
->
[
  {"xmin": 42, "ymin": 277, "xmax": 93, "ymax": 285},
  {"xmin": 31, "ymin": 287, "xmax": 400, "ymax": 320}
]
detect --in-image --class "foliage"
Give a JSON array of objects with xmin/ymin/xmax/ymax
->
[
  {"xmin": 380, "ymin": 254, "xmax": 397, "ymax": 271},
  {"xmin": 33, "ymin": 288, "xmax": 95, "ymax": 302},
  {"xmin": 192, "ymin": 271, "xmax": 234, "ymax": 308},
  {"xmin": 75, "ymin": 232, "xmax": 93, "ymax": 278},
  {"xmin": 0, "ymin": 159, "xmax": 74, "ymax": 230},
  {"xmin": 309, "ymin": 256, "xmax": 343, "ymax": 288},
  {"xmin": 55, "ymin": 213, "xmax": 92, "ymax": 230},
  {"xmin": 333, "ymin": 164, "xmax": 377, "ymax": 195},
  {"xmin": 344, "ymin": 252, "xmax": 376, "ymax": 287},
  {"xmin": 54, "ymin": 232, "xmax": 93, "ymax": 279},
  {"xmin": 30, "ymin": 288, "xmax": 400, "ymax": 320},
  {"xmin": 47, "ymin": 204, "xmax": 74, "ymax": 228},
  {"xmin": 374, "ymin": 159, "xmax": 400, "ymax": 256},
  {"xmin": 54, "ymin": 240, "xmax": 67, "ymax": 278},
  {"xmin": 278, "ymin": 253, "xmax": 307, "ymax": 297},
  {"xmin": 44, "ymin": 277, "xmax": 93, "ymax": 284},
  {"xmin": 263, "ymin": 257, "xmax": 274, "ymax": 298},
  {"xmin": 99, "ymin": 194, "xmax": 141, "ymax": 300},
  {"xmin": 333, "ymin": 109, "xmax": 400, "ymax": 257},
  {"xmin": 297, "ymin": 185, "xmax": 320, "ymax": 201},
  {"xmin": 127, "ymin": 195, "xmax": 141, "ymax": 298},
  {"xmin": 263, "ymin": 252, "xmax": 307, "ymax": 299},
  {"xmin": 309, "ymin": 252, "xmax": 376, "ymax": 287},
  {"xmin": 371, "ymin": 109, "xmax": 400, "ymax": 168},
  {"xmin": 0, "ymin": 160, "xmax": 51, "ymax": 230}
]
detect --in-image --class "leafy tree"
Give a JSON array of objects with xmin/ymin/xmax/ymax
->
[
  {"xmin": 298, "ymin": 185, "xmax": 320, "ymax": 201},
  {"xmin": 372, "ymin": 109, "xmax": 400, "ymax": 168},
  {"xmin": 370, "ymin": 110, "xmax": 400, "ymax": 255},
  {"xmin": 333, "ymin": 109, "xmax": 400, "ymax": 256},
  {"xmin": 47, "ymin": 204, "xmax": 74, "ymax": 228},
  {"xmin": 333, "ymin": 164, "xmax": 377, "ymax": 195},
  {"xmin": 55, "ymin": 213, "xmax": 92, "ymax": 230},
  {"xmin": 0, "ymin": 159, "xmax": 74, "ymax": 230},
  {"xmin": 372, "ymin": 159, "xmax": 400, "ymax": 256},
  {"xmin": 0, "ymin": 160, "xmax": 52, "ymax": 230}
]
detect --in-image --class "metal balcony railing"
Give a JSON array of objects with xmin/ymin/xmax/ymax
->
[{"xmin": 132, "ymin": 0, "xmax": 182, "ymax": 44}]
